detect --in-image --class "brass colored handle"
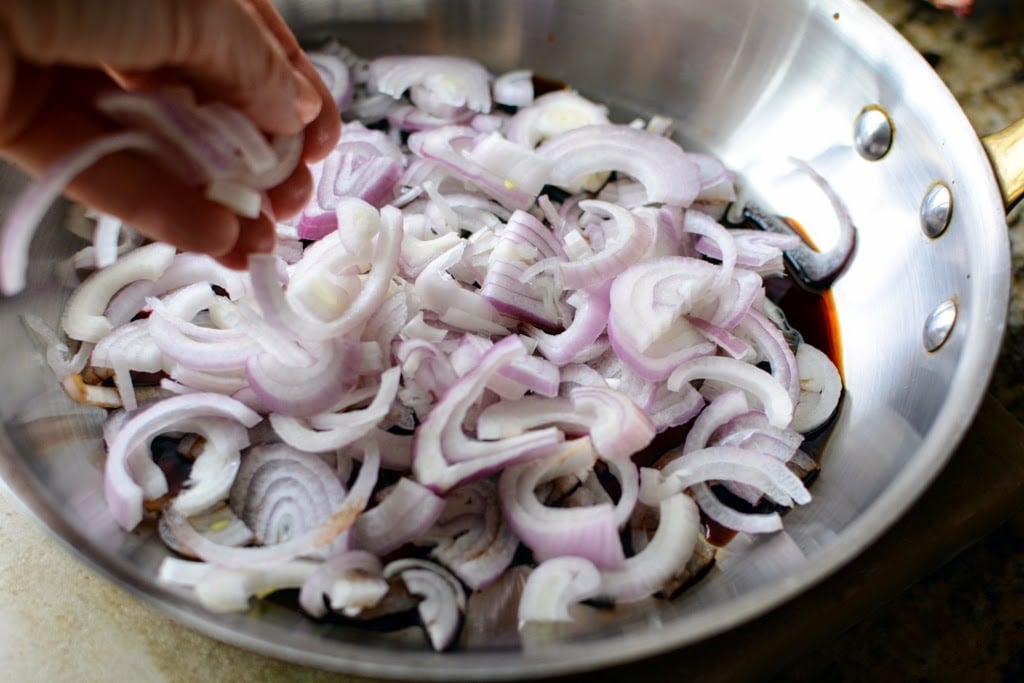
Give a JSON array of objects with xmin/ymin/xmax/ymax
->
[{"xmin": 982, "ymin": 118, "xmax": 1024, "ymax": 211}]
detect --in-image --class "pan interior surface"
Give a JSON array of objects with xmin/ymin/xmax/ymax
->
[{"xmin": 0, "ymin": 0, "xmax": 1011, "ymax": 679}]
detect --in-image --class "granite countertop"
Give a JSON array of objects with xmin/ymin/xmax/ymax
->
[{"xmin": 3, "ymin": 1, "xmax": 1024, "ymax": 682}]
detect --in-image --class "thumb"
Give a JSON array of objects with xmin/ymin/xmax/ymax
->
[{"xmin": 0, "ymin": 0, "xmax": 321, "ymax": 135}]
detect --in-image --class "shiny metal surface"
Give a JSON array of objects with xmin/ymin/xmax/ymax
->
[
  {"xmin": 921, "ymin": 181, "xmax": 954, "ymax": 239},
  {"xmin": 728, "ymin": 202, "xmax": 855, "ymax": 291},
  {"xmin": 0, "ymin": 0, "xmax": 1012, "ymax": 679},
  {"xmin": 853, "ymin": 104, "xmax": 895, "ymax": 160},
  {"xmin": 923, "ymin": 298, "xmax": 958, "ymax": 353}
]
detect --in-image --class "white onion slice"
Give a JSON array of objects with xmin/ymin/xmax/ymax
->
[
  {"xmin": 298, "ymin": 550, "xmax": 386, "ymax": 618},
  {"xmin": 63, "ymin": 242, "xmax": 177, "ymax": 343},
  {"xmin": 658, "ymin": 445, "xmax": 811, "ymax": 507},
  {"xmin": 668, "ymin": 356, "xmax": 794, "ymax": 429},
  {"xmin": 529, "ymin": 284, "xmax": 610, "ymax": 366},
  {"xmin": 559, "ymin": 200, "xmax": 654, "ymax": 289},
  {"xmin": 420, "ymin": 479, "xmax": 519, "ymax": 590},
  {"xmin": 1, "ymin": 131, "xmax": 165, "ymax": 296},
  {"xmin": 162, "ymin": 440, "xmax": 380, "ymax": 568},
  {"xmin": 269, "ymin": 366, "xmax": 401, "ymax": 452},
  {"xmin": 228, "ymin": 443, "xmax": 348, "ymax": 552},
  {"xmin": 570, "ymin": 386, "xmax": 655, "ymax": 460},
  {"xmin": 369, "ymin": 55, "xmax": 492, "ymax": 115},
  {"xmin": 250, "ymin": 205, "xmax": 403, "ymax": 342},
  {"xmin": 505, "ymin": 90, "xmax": 610, "ymax": 148},
  {"xmin": 245, "ymin": 340, "xmax": 358, "ymax": 417},
  {"xmin": 691, "ymin": 483, "xmax": 783, "ymax": 534},
  {"xmin": 607, "ymin": 256, "xmax": 724, "ymax": 380},
  {"xmin": 734, "ymin": 309, "xmax": 800, "ymax": 407},
  {"xmin": 682, "ymin": 389, "xmax": 751, "ymax": 454},
  {"xmin": 790, "ymin": 342, "xmax": 843, "ymax": 433},
  {"xmin": 537, "ymin": 124, "xmax": 700, "ymax": 207},
  {"xmin": 383, "ymin": 558, "xmax": 467, "ymax": 652},
  {"xmin": 91, "ymin": 213, "xmax": 124, "ymax": 268},
  {"xmin": 104, "ymin": 392, "xmax": 261, "ymax": 531},
  {"xmin": 598, "ymin": 491, "xmax": 700, "ymax": 602},
  {"xmin": 158, "ymin": 504, "xmax": 254, "ymax": 557},
  {"xmin": 308, "ymin": 50, "xmax": 356, "ymax": 110},
  {"xmin": 412, "ymin": 335, "xmax": 564, "ymax": 493},
  {"xmin": 353, "ymin": 478, "xmax": 446, "ymax": 556},
  {"xmin": 192, "ymin": 560, "xmax": 320, "ymax": 613},
  {"xmin": 171, "ymin": 419, "xmax": 250, "ymax": 516},
  {"xmin": 204, "ymin": 179, "xmax": 262, "ymax": 218},
  {"xmin": 498, "ymin": 438, "xmax": 626, "ymax": 570},
  {"xmin": 517, "ymin": 556, "xmax": 601, "ymax": 629},
  {"xmin": 492, "ymin": 69, "xmax": 534, "ymax": 108}
]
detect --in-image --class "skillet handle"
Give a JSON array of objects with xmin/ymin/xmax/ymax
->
[{"xmin": 982, "ymin": 118, "xmax": 1024, "ymax": 211}]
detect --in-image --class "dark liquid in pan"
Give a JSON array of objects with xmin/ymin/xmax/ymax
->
[
  {"xmin": 706, "ymin": 278, "xmax": 842, "ymax": 547},
  {"xmin": 771, "ymin": 281, "xmax": 842, "ymax": 379}
]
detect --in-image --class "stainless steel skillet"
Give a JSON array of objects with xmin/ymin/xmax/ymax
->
[{"xmin": 0, "ymin": 0, "xmax": 1021, "ymax": 679}]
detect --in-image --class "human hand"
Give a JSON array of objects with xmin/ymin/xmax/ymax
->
[{"xmin": 0, "ymin": 0, "xmax": 341, "ymax": 268}]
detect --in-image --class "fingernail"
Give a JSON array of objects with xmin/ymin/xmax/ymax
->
[{"xmin": 294, "ymin": 69, "xmax": 322, "ymax": 125}]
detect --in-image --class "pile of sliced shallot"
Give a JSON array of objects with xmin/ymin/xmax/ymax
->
[{"xmin": 5, "ymin": 43, "xmax": 842, "ymax": 651}]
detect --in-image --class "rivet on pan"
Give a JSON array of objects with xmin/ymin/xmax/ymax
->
[
  {"xmin": 920, "ymin": 182, "xmax": 953, "ymax": 238},
  {"xmin": 923, "ymin": 298, "xmax": 957, "ymax": 353},
  {"xmin": 854, "ymin": 105, "xmax": 893, "ymax": 160}
]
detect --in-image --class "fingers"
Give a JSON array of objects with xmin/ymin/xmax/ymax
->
[
  {"xmin": 265, "ymin": 162, "xmax": 314, "ymax": 221},
  {"xmin": 215, "ymin": 213, "xmax": 276, "ymax": 270},
  {"xmin": 2, "ymin": 68, "xmax": 247, "ymax": 258},
  {"xmin": 1, "ymin": 0, "xmax": 323, "ymax": 136},
  {"xmin": 0, "ymin": 0, "xmax": 335, "ymax": 266},
  {"xmin": 244, "ymin": 0, "xmax": 341, "ymax": 161},
  {"xmin": 86, "ymin": 162, "xmax": 243, "ymax": 257},
  {"xmin": 0, "ymin": 45, "xmax": 54, "ymax": 149}
]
